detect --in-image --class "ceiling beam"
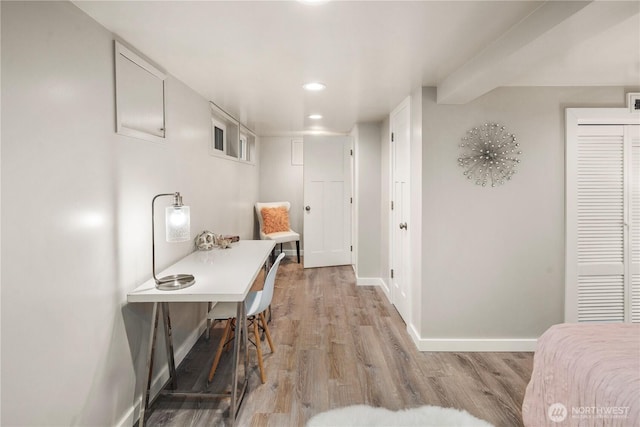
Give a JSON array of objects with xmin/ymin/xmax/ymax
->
[{"xmin": 436, "ymin": 1, "xmax": 640, "ymax": 104}]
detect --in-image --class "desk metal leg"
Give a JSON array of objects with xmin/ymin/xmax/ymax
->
[
  {"xmin": 206, "ymin": 302, "xmax": 213, "ymax": 340},
  {"xmin": 161, "ymin": 302, "xmax": 178, "ymax": 390},
  {"xmin": 139, "ymin": 301, "xmax": 249, "ymax": 425},
  {"xmin": 231, "ymin": 301, "xmax": 248, "ymax": 418},
  {"xmin": 140, "ymin": 302, "xmax": 159, "ymax": 427}
]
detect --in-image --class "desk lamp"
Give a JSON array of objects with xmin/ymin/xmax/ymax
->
[{"xmin": 152, "ymin": 192, "xmax": 195, "ymax": 290}]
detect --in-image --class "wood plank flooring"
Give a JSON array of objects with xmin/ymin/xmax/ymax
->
[{"xmin": 144, "ymin": 258, "xmax": 533, "ymax": 427}]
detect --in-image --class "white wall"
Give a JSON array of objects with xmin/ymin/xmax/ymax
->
[
  {"xmin": 258, "ymin": 136, "xmax": 304, "ymax": 251},
  {"xmin": 378, "ymin": 86, "xmax": 636, "ymax": 350},
  {"xmin": 418, "ymin": 86, "xmax": 633, "ymax": 346},
  {"xmin": 409, "ymin": 87, "xmax": 424, "ymax": 335},
  {"xmin": 352, "ymin": 123, "xmax": 382, "ymax": 280},
  {"xmin": 1, "ymin": 2, "xmax": 258, "ymax": 425}
]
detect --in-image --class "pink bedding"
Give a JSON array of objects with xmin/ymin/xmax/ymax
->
[{"xmin": 522, "ymin": 323, "xmax": 640, "ymax": 427}]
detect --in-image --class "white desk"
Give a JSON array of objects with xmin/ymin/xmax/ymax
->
[{"xmin": 127, "ymin": 240, "xmax": 275, "ymax": 427}]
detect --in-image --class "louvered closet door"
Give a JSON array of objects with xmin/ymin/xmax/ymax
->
[
  {"xmin": 567, "ymin": 124, "xmax": 639, "ymax": 323},
  {"xmin": 574, "ymin": 126, "xmax": 625, "ymax": 322}
]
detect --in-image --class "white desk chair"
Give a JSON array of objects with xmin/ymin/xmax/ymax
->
[
  {"xmin": 207, "ymin": 253, "xmax": 285, "ymax": 384},
  {"xmin": 255, "ymin": 202, "xmax": 300, "ymax": 263}
]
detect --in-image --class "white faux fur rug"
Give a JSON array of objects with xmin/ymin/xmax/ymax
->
[{"xmin": 306, "ymin": 404, "xmax": 494, "ymax": 427}]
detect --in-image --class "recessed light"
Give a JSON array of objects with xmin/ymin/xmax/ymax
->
[
  {"xmin": 303, "ymin": 82, "xmax": 326, "ymax": 91},
  {"xmin": 308, "ymin": 114, "xmax": 323, "ymax": 120}
]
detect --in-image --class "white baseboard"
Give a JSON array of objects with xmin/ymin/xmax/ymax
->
[
  {"xmin": 275, "ymin": 248, "xmax": 303, "ymax": 258},
  {"xmin": 408, "ymin": 323, "xmax": 537, "ymax": 352},
  {"xmin": 115, "ymin": 404, "xmax": 135, "ymax": 427},
  {"xmin": 116, "ymin": 317, "xmax": 209, "ymax": 427},
  {"xmin": 379, "ymin": 278, "xmax": 390, "ymax": 298},
  {"xmin": 355, "ymin": 277, "xmax": 391, "ymax": 298},
  {"xmin": 356, "ymin": 276, "xmax": 385, "ymax": 287}
]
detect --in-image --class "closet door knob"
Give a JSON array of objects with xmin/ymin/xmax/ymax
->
[{"xmin": 305, "ymin": 206, "xmax": 311, "ymax": 211}]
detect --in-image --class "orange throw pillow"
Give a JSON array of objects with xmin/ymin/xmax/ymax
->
[{"xmin": 261, "ymin": 207, "xmax": 290, "ymax": 234}]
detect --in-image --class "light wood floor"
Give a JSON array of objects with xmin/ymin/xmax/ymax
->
[{"xmin": 144, "ymin": 258, "xmax": 533, "ymax": 427}]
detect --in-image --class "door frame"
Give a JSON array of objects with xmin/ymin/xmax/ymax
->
[
  {"xmin": 389, "ymin": 96, "xmax": 411, "ymax": 320},
  {"xmin": 351, "ymin": 135, "xmax": 356, "ymax": 269},
  {"xmin": 565, "ymin": 108, "xmax": 640, "ymax": 322}
]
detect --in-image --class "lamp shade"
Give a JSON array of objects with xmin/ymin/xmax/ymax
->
[{"xmin": 165, "ymin": 205, "xmax": 190, "ymax": 242}]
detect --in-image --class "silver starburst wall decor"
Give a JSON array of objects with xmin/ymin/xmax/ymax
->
[{"xmin": 457, "ymin": 123, "xmax": 522, "ymax": 187}]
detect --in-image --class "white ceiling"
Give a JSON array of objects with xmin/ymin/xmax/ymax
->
[{"xmin": 74, "ymin": 1, "xmax": 640, "ymax": 136}]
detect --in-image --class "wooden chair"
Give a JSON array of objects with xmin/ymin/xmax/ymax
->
[
  {"xmin": 255, "ymin": 202, "xmax": 300, "ymax": 263},
  {"xmin": 207, "ymin": 253, "xmax": 285, "ymax": 384}
]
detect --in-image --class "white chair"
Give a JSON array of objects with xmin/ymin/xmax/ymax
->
[
  {"xmin": 207, "ymin": 252, "xmax": 285, "ymax": 384},
  {"xmin": 255, "ymin": 201, "xmax": 300, "ymax": 263}
]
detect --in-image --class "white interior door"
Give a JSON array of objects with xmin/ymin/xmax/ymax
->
[
  {"xmin": 390, "ymin": 100, "xmax": 411, "ymax": 323},
  {"xmin": 303, "ymin": 135, "xmax": 352, "ymax": 268}
]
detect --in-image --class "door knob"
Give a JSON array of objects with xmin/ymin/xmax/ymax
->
[
  {"xmin": 399, "ymin": 222, "xmax": 408, "ymax": 230},
  {"xmin": 305, "ymin": 206, "xmax": 311, "ymax": 211}
]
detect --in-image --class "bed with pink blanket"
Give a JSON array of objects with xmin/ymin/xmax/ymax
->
[{"xmin": 522, "ymin": 323, "xmax": 640, "ymax": 426}]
